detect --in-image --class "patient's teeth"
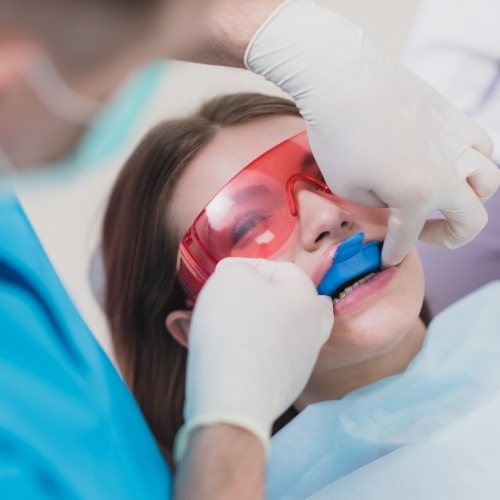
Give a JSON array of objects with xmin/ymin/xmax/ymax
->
[{"xmin": 335, "ymin": 272, "xmax": 379, "ymax": 303}]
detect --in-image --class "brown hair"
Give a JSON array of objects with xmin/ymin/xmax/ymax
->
[
  {"xmin": 102, "ymin": 92, "xmax": 432, "ymax": 466},
  {"xmin": 102, "ymin": 93, "xmax": 302, "ymax": 465}
]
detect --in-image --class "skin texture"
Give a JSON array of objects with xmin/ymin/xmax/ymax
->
[
  {"xmin": 174, "ymin": 425, "xmax": 265, "ymax": 500},
  {"xmin": 155, "ymin": 0, "xmax": 283, "ymax": 66},
  {"xmin": 167, "ymin": 114, "xmax": 427, "ymax": 408}
]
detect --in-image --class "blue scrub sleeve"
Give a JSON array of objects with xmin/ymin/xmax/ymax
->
[{"xmin": 0, "ymin": 192, "xmax": 172, "ymax": 499}]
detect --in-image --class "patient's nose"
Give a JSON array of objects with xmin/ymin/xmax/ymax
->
[{"xmin": 296, "ymin": 190, "xmax": 353, "ymax": 252}]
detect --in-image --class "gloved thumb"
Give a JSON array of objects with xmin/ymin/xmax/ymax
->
[
  {"xmin": 381, "ymin": 207, "xmax": 426, "ymax": 267},
  {"xmin": 317, "ymin": 295, "xmax": 334, "ymax": 342}
]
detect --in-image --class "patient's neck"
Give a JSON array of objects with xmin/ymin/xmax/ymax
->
[{"xmin": 295, "ymin": 319, "xmax": 427, "ymax": 410}]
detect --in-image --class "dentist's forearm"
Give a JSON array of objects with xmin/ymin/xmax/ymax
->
[
  {"xmin": 197, "ymin": 0, "xmax": 283, "ymax": 66},
  {"xmin": 159, "ymin": 0, "xmax": 283, "ymax": 67},
  {"xmin": 174, "ymin": 424, "xmax": 265, "ymax": 500}
]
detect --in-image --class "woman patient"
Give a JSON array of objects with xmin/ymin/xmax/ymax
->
[{"xmin": 101, "ymin": 93, "xmax": 500, "ymax": 489}]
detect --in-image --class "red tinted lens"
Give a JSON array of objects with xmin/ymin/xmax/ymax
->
[{"xmin": 179, "ymin": 131, "xmax": 328, "ymax": 299}]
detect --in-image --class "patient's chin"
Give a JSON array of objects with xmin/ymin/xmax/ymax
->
[
  {"xmin": 319, "ymin": 250, "xmax": 425, "ymax": 368},
  {"xmin": 317, "ymin": 297, "xmax": 422, "ymax": 369}
]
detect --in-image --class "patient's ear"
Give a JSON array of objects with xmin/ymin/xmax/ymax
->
[{"xmin": 165, "ymin": 310, "xmax": 192, "ymax": 349}]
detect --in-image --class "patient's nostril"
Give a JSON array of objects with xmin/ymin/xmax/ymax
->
[
  {"xmin": 341, "ymin": 221, "xmax": 349, "ymax": 228},
  {"xmin": 315, "ymin": 231, "xmax": 329, "ymax": 243}
]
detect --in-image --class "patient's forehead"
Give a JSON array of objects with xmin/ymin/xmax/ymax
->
[{"xmin": 171, "ymin": 114, "xmax": 306, "ymax": 238}]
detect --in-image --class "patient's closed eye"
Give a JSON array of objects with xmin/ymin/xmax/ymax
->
[{"xmin": 231, "ymin": 213, "xmax": 273, "ymax": 246}]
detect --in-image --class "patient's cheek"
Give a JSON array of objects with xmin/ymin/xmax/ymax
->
[
  {"xmin": 338, "ymin": 199, "xmax": 389, "ymax": 227},
  {"xmin": 358, "ymin": 207, "xmax": 389, "ymax": 226}
]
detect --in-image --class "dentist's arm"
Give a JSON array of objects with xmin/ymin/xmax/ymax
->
[
  {"xmin": 173, "ymin": 258, "xmax": 333, "ymax": 499},
  {"xmin": 175, "ymin": 425, "xmax": 265, "ymax": 500},
  {"xmin": 165, "ymin": 0, "xmax": 499, "ymax": 266},
  {"xmin": 158, "ymin": 0, "xmax": 282, "ymax": 66}
]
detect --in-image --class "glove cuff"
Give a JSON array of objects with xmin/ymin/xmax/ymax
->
[
  {"xmin": 243, "ymin": 0, "xmax": 297, "ymax": 70},
  {"xmin": 173, "ymin": 415, "xmax": 270, "ymax": 465}
]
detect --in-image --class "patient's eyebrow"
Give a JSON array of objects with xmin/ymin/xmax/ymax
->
[
  {"xmin": 228, "ymin": 152, "xmax": 317, "ymax": 204},
  {"xmin": 232, "ymin": 184, "xmax": 272, "ymax": 203}
]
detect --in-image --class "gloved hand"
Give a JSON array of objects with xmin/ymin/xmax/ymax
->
[
  {"xmin": 246, "ymin": 0, "xmax": 500, "ymax": 267},
  {"xmin": 174, "ymin": 258, "xmax": 333, "ymax": 462}
]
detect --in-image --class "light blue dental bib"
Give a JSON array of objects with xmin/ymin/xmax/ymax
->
[{"xmin": 267, "ymin": 282, "xmax": 500, "ymax": 499}]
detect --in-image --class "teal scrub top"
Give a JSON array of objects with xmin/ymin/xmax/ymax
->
[
  {"xmin": 0, "ymin": 62, "xmax": 172, "ymax": 498},
  {"xmin": 0, "ymin": 192, "xmax": 172, "ymax": 498}
]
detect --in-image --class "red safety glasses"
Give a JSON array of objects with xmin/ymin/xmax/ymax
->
[{"xmin": 178, "ymin": 131, "xmax": 332, "ymax": 302}]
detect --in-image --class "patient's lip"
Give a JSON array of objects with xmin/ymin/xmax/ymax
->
[
  {"xmin": 312, "ymin": 235, "xmax": 377, "ymax": 288},
  {"xmin": 312, "ymin": 243, "xmax": 341, "ymax": 287},
  {"xmin": 333, "ymin": 264, "xmax": 399, "ymax": 316}
]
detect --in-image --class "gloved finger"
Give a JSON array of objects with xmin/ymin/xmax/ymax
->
[
  {"xmin": 215, "ymin": 257, "xmax": 285, "ymax": 277},
  {"xmin": 460, "ymin": 148, "xmax": 500, "ymax": 202},
  {"xmin": 419, "ymin": 184, "xmax": 489, "ymax": 249},
  {"xmin": 317, "ymin": 296, "xmax": 334, "ymax": 342},
  {"xmin": 255, "ymin": 259, "xmax": 317, "ymax": 291},
  {"xmin": 318, "ymin": 295, "xmax": 333, "ymax": 307},
  {"xmin": 467, "ymin": 118, "xmax": 495, "ymax": 158},
  {"xmin": 215, "ymin": 256, "xmax": 260, "ymax": 271},
  {"xmin": 324, "ymin": 178, "xmax": 387, "ymax": 208},
  {"xmin": 214, "ymin": 258, "xmax": 279, "ymax": 286},
  {"xmin": 381, "ymin": 206, "xmax": 427, "ymax": 268},
  {"xmin": 217, "ymin": 257, "xmax": 316, "ymax": 291},
  {"xmin": 343, "ymin": 189, "xmax": 386, "ymax": 209},
  {"xmin": 226, "ymin": 258, "xmax": 301, "ymax": 283}
]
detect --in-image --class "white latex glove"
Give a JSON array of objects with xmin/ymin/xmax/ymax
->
[
  {"xmin": 245, "ymin": 0, "xmax": 500, "ymax": 267},
  {"xmin": 174, "ymin": 258, "xmax": 333, "ymax": 462}
]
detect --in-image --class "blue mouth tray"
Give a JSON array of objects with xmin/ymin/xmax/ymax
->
[{"xmin": 317, "ymin": 232, "xmax": 382, "ymax": 297}]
